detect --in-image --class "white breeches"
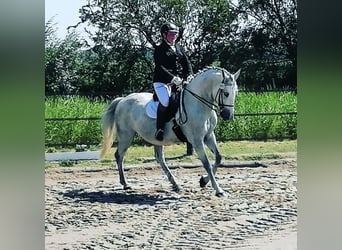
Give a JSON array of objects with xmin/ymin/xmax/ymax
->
[{"xmin": 153, "ymin": 82, "xmax": 171, "ymax": 107}]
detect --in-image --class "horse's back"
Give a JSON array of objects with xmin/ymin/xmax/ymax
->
[
  {"xmin": 116, "ymin": 92, "xmax": 152, "ymax": 112},
  {"xmin": 115, "ymin": 92, "xmax": 154, "ymax": 128},
  {"xmin": 123, "ymin": 92, "xmax": 152, "ymax": 104}
]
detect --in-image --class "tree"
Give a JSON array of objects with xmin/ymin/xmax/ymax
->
[
  {"xmin": 72, "ymin": 0, "xmax": 239, "ymax": 92},
  {"xmin": 45, "ymin": 0, "xmax": 297, "ymax": 95},
  {"xmin": 45, "ymin": 19, "xmax": 85, "ymax": 95},
  {"xmin": 223, "ymin": 0, "xmax": 297, "ymax": 90}
]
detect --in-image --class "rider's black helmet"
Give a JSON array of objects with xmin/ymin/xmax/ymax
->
[{"xmin": 160, "ymin": 22, "xmax": 179, "ymax": 36}]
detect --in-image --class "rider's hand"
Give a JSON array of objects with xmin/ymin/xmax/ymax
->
[
  {"xmin": 176, "ymin": 85, "xmax": 182, "ymax": 91},
  {"xmin": 171, "ymin": 76, "xmax": 182, "ymax": 86},
  {"xmin": 186, "ymin": 75, "xmax": 193, "ymax": 83}
]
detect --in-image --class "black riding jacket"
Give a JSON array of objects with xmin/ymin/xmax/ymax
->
[{"xmin": 153, "ymin": 40, "xmax": 193, "ymax": 84}]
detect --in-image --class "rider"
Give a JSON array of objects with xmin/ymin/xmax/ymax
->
[{"xmin": 153, "ymin": 22, "xmax": 193, "ymax": 141}]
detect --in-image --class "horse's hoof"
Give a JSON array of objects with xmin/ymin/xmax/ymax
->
[
  {"xmin": 215, "ymin": 191, "xmax": 227, "ymax": 197},
  {"xmin": 123, "ymin": 185, "xmax": 132, "ymax": 190},
  {"xmin": 173, "ymin": 185, "xmax": 181, "ymax": 193},
  {"xmin": 199, "ymin": 176, "xmax": 208, "ymax": 188}
]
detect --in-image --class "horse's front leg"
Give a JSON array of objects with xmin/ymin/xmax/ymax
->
[
  {"xmin": 193, "ymin": 140, "xmax": 225, "ymax": 197},
  {"xmin": 200, "ymin": 132, "xmax": 222, "ymax": 188},
  {"xmin": 154, "ymin": 145, "xmax": 180, "ymax": 192}
]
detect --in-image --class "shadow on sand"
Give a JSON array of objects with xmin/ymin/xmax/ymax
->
[{"xmin": 62, "ymin": 188, "xmax": 180, "ymax": 206}]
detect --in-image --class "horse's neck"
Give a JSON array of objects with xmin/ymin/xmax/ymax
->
[{"xmin": 188, "ymin": 70, "xmax": 221, "ymax": 100}]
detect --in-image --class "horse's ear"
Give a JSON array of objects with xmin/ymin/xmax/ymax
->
[{"xmin": 234, "ymin": 69, "xmax": 241, "ymax": 80}]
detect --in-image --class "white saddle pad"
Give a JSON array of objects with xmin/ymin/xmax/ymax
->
[{"xmin": 145, "ymin": 100, "xmax": 159, "ymax": 119}]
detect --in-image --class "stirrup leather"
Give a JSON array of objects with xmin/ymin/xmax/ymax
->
[{"xmin": 155, "ymin": 129, "xmax": 164, "ymax": 141}]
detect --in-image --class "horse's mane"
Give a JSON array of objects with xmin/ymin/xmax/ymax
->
[{"xmin": 188, "ymin": 66, "xmax": 227, "ymax": 83}]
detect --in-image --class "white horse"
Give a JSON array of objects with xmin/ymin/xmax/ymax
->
[{"xmin": 100, "ymin": 67, "xmax": 240, "ymax": 196}]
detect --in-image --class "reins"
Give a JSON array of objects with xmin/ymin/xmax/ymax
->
[
  {"xmin": 177, "ymin": 87, "xmax": 221, "ymax": 125},
  {"xmin": 184, "ymin": 88, "xmax": 220, "ymax": 111},
  {"xmin": 177, "ymin": 69, "xmax": 234, "ymax": 125}
]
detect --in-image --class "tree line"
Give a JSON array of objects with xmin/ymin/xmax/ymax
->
[{"xmin": 45, "ymin": 0, "xmax": 297, "ymax": 96}]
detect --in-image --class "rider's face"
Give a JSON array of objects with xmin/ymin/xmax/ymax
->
[{"xmin": 164, "ymin": 31, "xmax": 178, "ymax": 44}]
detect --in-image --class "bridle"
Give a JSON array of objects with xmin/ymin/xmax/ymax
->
[
  {"xmin": 177, "ymin": 69, "xmax": 236, "ymax": 124},
  {"xmin": 185, "ymin": 69, "xmax": 235, "ymax": 111},
  {"xmin": 215, "ymin": 70, "xmax": 236, "ymax": 109}
]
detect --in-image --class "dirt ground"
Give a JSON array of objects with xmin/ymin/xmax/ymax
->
[{"xmin": 45, "ymin": 152, "xmax": 297, "ymax": 249}]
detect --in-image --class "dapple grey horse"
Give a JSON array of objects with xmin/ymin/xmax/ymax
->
[{"xmin": 100, "ymin": 67, "xmax": 240, "ymax": 196}]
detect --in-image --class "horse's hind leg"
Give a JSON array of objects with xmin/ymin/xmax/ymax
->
[
  {"xmin": 200, "ymin": 132, "xmax": 222, "ymax": 188},
  {"xmin": 115, "ymin": 130, "xmax": 135, "ymax": 190},
  {"xmin": 154, "ymin": 145, "xmax": 180, "ymax": 192},
  {"xmin": 114, "ymin": 150, "xmax": 130, "ymax": 190}
]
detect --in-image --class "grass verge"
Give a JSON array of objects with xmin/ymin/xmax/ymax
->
[{"xmin": 45, "ymin": 140, "xmax": 296, "ymax": 168}]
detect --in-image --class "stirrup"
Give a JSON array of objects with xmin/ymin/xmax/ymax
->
[{"xmin": 155, "ymin": 129, "xmax": 164, "ymax": 141}]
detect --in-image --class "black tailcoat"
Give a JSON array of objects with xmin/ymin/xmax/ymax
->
[{"xmin": 153, "ymin": 41, "xmax": 193, "ymax": 84}]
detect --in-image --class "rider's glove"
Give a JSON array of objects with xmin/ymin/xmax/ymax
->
[
  {"xmin": 186, "ymin": 75, "xmax": 193, "ymax": 83},
  {"xmin": 171, "ymin": 76, "xmax": 182, "ymax": 86}
]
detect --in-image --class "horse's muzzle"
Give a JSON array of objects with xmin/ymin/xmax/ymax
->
[{"xmin": 220, "ymin": 107, "xmax": 234, "ymax": 121}]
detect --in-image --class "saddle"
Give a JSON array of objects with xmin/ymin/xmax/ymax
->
[
  {"xmin": 152, "ymin": 91, "xmax": 178, "ymax": 122},
  {"xmin": 147, "ymin": 90, "xmax": 188, "ymax": 142}
]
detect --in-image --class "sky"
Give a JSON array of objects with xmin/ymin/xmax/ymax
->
[{"xmin": 45, "ymin": 0, "xmax": 87, "ymax": 39}]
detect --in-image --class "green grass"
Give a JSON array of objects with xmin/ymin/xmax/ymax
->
[
  {"xmin": 45, "ymin": 92, "xmax": 297, "ymax": 148},
  {"xmin": 100, "ymin": 140, "xmax": 297, "ymax": 164},
  {"xmin": 235, "ymin": 92, "xmax": 296, "ymax": 113},
  {"xmin": 45, "ymin": 96, "xmax": 105, "ymax": 145},
  {"xmin": 45, "ymin": 140, "xmax": 296, "ymax": 168}
]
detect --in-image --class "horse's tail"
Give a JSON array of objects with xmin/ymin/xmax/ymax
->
[{"xmin": 100, "ymin": 97, "xmax": 124, "ymax": 159}]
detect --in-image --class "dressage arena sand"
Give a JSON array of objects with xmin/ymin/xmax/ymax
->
[{"xmin": 45, "ymin": 152, "xmax": 297, "ymax": 249}]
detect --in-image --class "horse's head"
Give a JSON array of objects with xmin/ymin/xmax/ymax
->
[
  {"xmin": 185, "ymin": 67, "xmax": 240, "ymax": 121},
  {"xmin": 217, "ymin": 69, "xmax": 240, "ymax": 121}
]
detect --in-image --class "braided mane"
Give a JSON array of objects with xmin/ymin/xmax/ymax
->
[{"xmin": 188, "ymin": 66, "xmax": 227, "ymax": 83}]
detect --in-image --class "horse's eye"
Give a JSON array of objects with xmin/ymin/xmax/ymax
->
[{"xmin": 224, "ymin": 92, "xmax": 229, "ymax": 97}]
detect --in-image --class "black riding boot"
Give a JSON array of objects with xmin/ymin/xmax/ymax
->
[
  {"xmin": 186, "ymin": 142, "xmax": 193, "ymax": 155},
  {"xmin": 155, "ymin": 103, "xmax": 167, "ymax": 141}
]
